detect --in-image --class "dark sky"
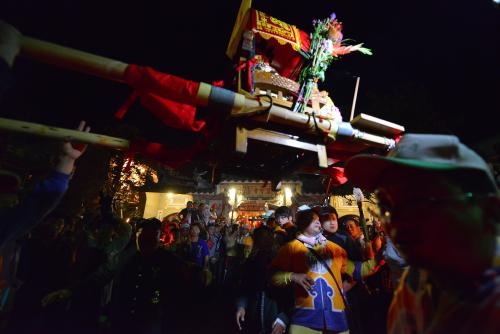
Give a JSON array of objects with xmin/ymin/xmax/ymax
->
[{"xmin": 2, "ymin": 0, "xmax": 499, "ymax": 146}]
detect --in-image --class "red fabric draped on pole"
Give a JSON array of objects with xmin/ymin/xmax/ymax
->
[
  {"xmin": 112, "ymin": 64, "xmax": 226, "ymax": 167},
  {"xmin": 115, "ymin": 64, "xmax": 206, "ymax": 132}
]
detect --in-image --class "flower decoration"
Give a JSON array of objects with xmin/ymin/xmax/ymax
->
[{"xmin": 293, "ymin": 13, "xmax": 372, "ymax": 113}]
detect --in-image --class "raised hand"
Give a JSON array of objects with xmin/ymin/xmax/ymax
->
[
  {"xmin": 236, "ymin": 307, "xmax": 245, "ymax": 331},
  {"xmin": 61, "ymin": 120, "xmax": 91, "ymax": 159},
  {"xmin": 56, "ymin": 120, "xmax": 90, "ymax": 174},
  {"xmin": 271, "ymin": 320, "xmax": 286, "ymax": 334}
]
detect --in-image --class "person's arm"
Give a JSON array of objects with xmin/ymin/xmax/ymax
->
[
  {"xmin": 270, "ymin": 243, "xmax": 315, "ymax": 293},
  {"xmin": 54, "ymin": 121, "xmax": 90, "ymax": 174},
  {"xmin": 270, "ymin": 244, "xmax": 293, "ymax": 286},
  {"xmin": 0, "ymin": 122, "xmax": 90, "ymax": 249},
  {"xmin": 341, "ymin": 244, "xmax": 381, "ymax": 281},
  {"xmin": 272, "ymin": 283, "xmax": 293, "ymax": 333},
  {"xmin": 269, "ymin": 271, "xmax": 293, "ymax": 334},
  {"xmin": 384, "ymin": 237, "xmax": 406, "ymax": 267},
  {"xmin": 235, "ymin": 282, "xmax": 248, "ymax": 331},
  {"xmin": 271, "ymin": 318, "xmax": 287, "ymax": 334}
]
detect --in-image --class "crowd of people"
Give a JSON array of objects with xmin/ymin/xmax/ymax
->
[
  {"xmin": 1, "ymin": 20, "xmax": 500, "ymax": 334},
  {"xmin": 0, "ymin": 187, "xmax": 400, "ymax": 334}
]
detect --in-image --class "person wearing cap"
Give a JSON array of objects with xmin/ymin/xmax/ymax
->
[
  {"xmin": 345, "ymin": 133, "xmax": 500, "ymax": 333},
  {"xmin": 270, "ymin": 209, "xmax": 381, "ymax": 334}
]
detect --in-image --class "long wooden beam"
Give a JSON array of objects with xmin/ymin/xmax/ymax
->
[
  {"xmin": 19, "ymin": 36, "xmax": 396, "ymax": 150},
  {"xmin": 0, "ymin": 117, "xmax": 130, "ymax": 150}
]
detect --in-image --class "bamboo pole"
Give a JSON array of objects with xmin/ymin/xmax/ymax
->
[
  {"xmin": 18, "ymin": 36, "xmax": 395, "ymax": 150},
  {"xmin": 349, "ymin": 76, "xmax": 360, "ymax": 121},
  {"xmin": 352, "ymin": 130, "xmax": 395, "ymax": 148},
  {"xmin": 0, "ymin": 117, "xmax": 130, "ymax": 150},
  {"xmin": 251, "ymin": 101, "xmax": 339, "ymax": 135},
  {"xmin": 21, "ymin": 36, "xmax": 128, "ymax": 82}
]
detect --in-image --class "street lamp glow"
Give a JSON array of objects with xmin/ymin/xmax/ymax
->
[
  {"xmin": 228, "ymin": 188, "xmax": 237, "ymax": 202},
  {"xmin": 228, "ymin": 188, "xmax": 237, "ymax": 223},
  {"xmin": 284, "ymin": 187, "xmax": 293, "ymax": 205}
]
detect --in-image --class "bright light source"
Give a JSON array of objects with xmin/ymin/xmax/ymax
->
[
  {"xmin": 284, "ymin": 187, "xmax": 293, "ymax": 206},
  {"xmin": 228, "ymin": 188, "xmax": 237, "ymax": 201},
  {"xmin": 166, "ymin": 192, "xmax": 173, "ymax": 198},
  {"xmin": 494, "ymin": 0, "xmax": 500, "ymax": 4}
]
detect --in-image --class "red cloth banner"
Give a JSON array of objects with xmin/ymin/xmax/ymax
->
[{"xmin": 116, "ymin": 64, "xmax": 206, "ymax": 132}]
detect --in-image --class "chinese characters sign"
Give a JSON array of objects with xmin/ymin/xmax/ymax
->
[{"xmin": 253, "ymin": 10, "xmax": 302, "ymax": 51}]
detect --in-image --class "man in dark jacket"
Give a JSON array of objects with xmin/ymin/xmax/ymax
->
[
  {"xmin": 236, "ymin": 226, "xmax": 291, "ymax": 334},
  {"xmin": 111, "ymin": 218, "xmax": 203, "ymax": 334}
]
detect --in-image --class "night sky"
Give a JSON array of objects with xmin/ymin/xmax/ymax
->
[{"xmin": 2, "ymin": 0, "xmax": 499, "ymax": 147}]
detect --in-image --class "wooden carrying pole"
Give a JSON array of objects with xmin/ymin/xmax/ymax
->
[
  {"xmin": 0, "ymin": 117, "xmax": 130, "ymax": 150},
  {"xmin": 19, "ymin": 36, "xmax": 394, "ymax": 150},
  {"xmin": 20, "ymin": 36, "xmax": 343, "ymax": 136},
  {"xmin": 21, "ymin": 36, "xmax": 129, "ymax": 82},
  {"xmin": 349, "ymin": 76, "xmax": 360, "ymax": 121}
]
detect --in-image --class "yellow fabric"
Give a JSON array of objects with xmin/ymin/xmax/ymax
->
[
  {"xmin": 274, "ymin": 226, "xmax": 286, "ymax": 234},
  {"xmin": 360, "ymin": 259, "xmax": 377, "ymax": 277},
  {"xmin": 254, "ymin": 10, "xmax": 302, "ymax": 51},
  {"xmin": 271, "ymin": 239, "xmax": 348, "ymax": 311},
  {"xmin": 226, "ymin": 0, "xmax": 253, "ymax": 58},
  {"xmin": 387, "ymin": 237, "xmax": 500, "ymax": 334},
  {"xmin": 241, "ymin": 235, "xmax": 253, "ymax": 258}
]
